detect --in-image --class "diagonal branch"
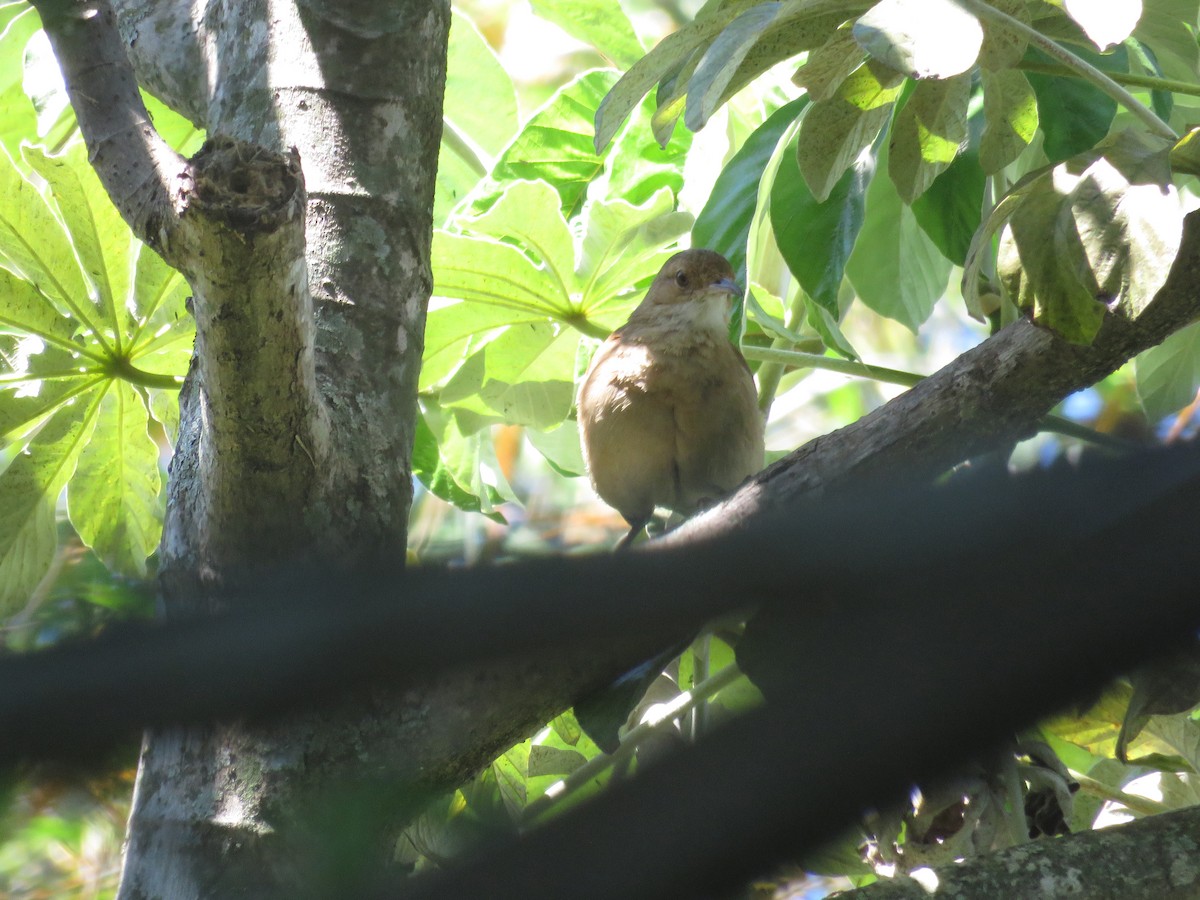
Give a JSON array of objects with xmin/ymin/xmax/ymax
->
[{"xmin": 669, "ymin": 208, "xmax": 1200, "ymax": 546}]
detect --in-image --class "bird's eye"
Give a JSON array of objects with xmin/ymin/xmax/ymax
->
[{"xmin": 674, "ymin": 270, "xmax": 689, "ymax": 288}]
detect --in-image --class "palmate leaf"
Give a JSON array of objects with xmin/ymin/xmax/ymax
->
[
  {"xmin": 67, "ymin": 380, "xmax": 162, "ymax": 577},
  {"xmin": 425, "ymin": 181, "xmax": 688, "ymax": 506},
  {"xmin": 529, "ymin": 0, "xmax": 645, "ymax": 69},
  {"xmin": 437, "ymin": 11, "xmax": 520, "ymax": 223},
  {"xmin": 0, "ymin": 118, "xmax": 195, "ymax": 604},
  {"xmin": 0, "ymin": 388, "xmax": 102, "ymax": 615},
  {"xmin": 466, "ymin": 70, "xmax": 620, "ymax": 219}
]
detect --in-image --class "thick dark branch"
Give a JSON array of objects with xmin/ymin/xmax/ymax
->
[
  {"xmin": 31, "ymin": 0, "xmax": 186, "ymax": 258},
  {"xmin": 671, "ymin": 209, "xmax": 1200, "ymax": 544},
  {"xmin": 840, "ymin": 805, "xmax": 1200, "ymax": 898}
]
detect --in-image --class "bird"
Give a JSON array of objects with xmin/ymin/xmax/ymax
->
[{"xmin": 578, "ymin": 248, "xmax": 765, "ymax": 549}]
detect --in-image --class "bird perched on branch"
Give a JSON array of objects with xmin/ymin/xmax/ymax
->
[{"xmin": 578, "ymin": 248, "xmax": 765, "ymax": 548}]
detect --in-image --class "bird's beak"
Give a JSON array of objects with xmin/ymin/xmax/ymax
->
[{"xmin": 712, "ymin": 277, "xmax": 742, "ymax": 297}]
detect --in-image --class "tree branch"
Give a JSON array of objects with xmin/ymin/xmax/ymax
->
[
  {"xmin": 30, "ymin": 0, "xmax": 186, "ymax": 257},
  {"xmin": 837, "ymin": 805, "xmax": 1200, "ymax": 898},
  {"xmin": 670, "ymin": 209, "xmax": 1200, "ymax": 546}
]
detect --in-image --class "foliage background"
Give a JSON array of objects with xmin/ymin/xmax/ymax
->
[{"xmin": 3, "ymin": 0, "xmax": 1200, "ymax": 896}]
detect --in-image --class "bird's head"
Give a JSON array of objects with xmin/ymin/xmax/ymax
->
[{"xmin": 637, "ymin": 249, "xmax": 742, "ymax": 332}]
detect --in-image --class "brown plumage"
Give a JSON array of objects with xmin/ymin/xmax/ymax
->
[{"xmin": 578, "ymin": 248, "xmax": 765, "ymax": 548}]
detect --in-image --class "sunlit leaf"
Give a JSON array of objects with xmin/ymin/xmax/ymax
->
[
  {"xmin": 685, "ymin": 4, "xmax": 781, "ymax": 133},
  {"xmin": 24, "ymin": 142, "xmax": 136, "ymax": 345},
  {"xmin": 488, "ymin": 69, "xmax": 620, "ymax": 217},
  {"xmin": 1063, "ymin": 0, "xmax": 1143, "ymax": 51},
  {"xmin": 0, "ymin": 387, "xmax": 102, "ymax": 614},
  {"xmin": 796, "ymin": 58, "xmax": 902, "ymax": 201},
  {"xmin": 853, "ymin": 0, "xmax": 982, "ymax": 78},
  {"xmin": 997, "ymin": 131, "xmax": 1182, "ymax": 344},
  {"xmin": 793, "ymin": 26, "xmax": 864, "ymax": 102},
  {"xmin": 887, "ymin": 73, "xmax": 970, "ymax": 203},
  {"xmin": 980, "ymin": 68, "xmax": 1038, "ymax": 174},
  {"xmin": 68, "ymin": 381, "xmax": 161, "ymax": 576},
  {"xmin": 0, "ymin": 145, "xmax": 94, "ymax": 335},
  {"xmin": 595, "ymin": 5, "xmax": 750, "ymax": 151},
  {"xmin": 530, "ymin": 0, "xmax": 645, "ymax": 68}
]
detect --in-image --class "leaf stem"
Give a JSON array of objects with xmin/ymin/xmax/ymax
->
[
  {"xmin": 1018, "ymin": 59, "xmax": 1200, "ymax": 101},
  {"xmin": 742, "ymin": 344, "xmax": 1137, "ymax": 451},
  {"xmin": 105, "ymin": 357, "xmax": 183, "ymax": 390},
  {"xmin": 1068, "ymin": 768, "xmax": 1173, "ymax": 817},
  {"xmin": 953, "ymin": 0, "xmax": 1178, "ymax": 140}
]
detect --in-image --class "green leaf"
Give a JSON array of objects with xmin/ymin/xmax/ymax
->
[
  {"xmin": 1062, "ymin": 0, "xmax": 1142, "ymax": 50},
  {"xmin": 1128, "ymin": 38, "xmax": 1174, "ymax": 124},
  {"xmin": 0, "ymin": 264, "xmax": 77, "ymax": 347},
  {"xmin": 911, "ymin": 140, "xmax": 985, "ymax": 266},
  {"xmin": 67, "ymin": 381, "xmax": 161, "ymax": 576},
  {"xmin": 0, "ymin": 145, "xmax": 94, "ymax": 335},
  {"xmin": 431, "ymin": 231, "xmax": 572, "ymax": 322},
  {"xmin": 1133, "ymin": 0, "xmax": 1200, "ymax": 85},
  {"xmin": 0, "ymin": 4, "xmax": 41, "ymax": 156},
  {"xmin": 998, "ymin": 176, "xmax": 1105, "ymax": 343},
  {"xmin": 490, "ymin": 69, "xmax": 620, "ymax": 216},
  {"xmin": 980, "ymin": 68, "xmax": 1038, "ymax": 174},
  {"xmin": 412, "ymin": 407, "xmax": 507, "ymax": 522},
  {"xmin": 978, "ymin": 0, "xmax": 1030, "ymax": 71},
  {"xmin": 772, "ymin": 122, "xmax": 875, "ymax": 313},
  {"xmin": 605, "ymin": 93, "xmax": 693, "ymax": 206},
  {"xmin": 994, "ymin": 133, "xmax": 1181, "ymax": 345},
  {"xmin": 595, "ymin": 4, "xmax": 751, "ymax": 152},
  {"xmin": 445, "ymin": 10, "xmax": 519, "ymax": 158},
  {"xmin": 887, "ymin": 73, "xmax": 971, "ymax": 204},
  {"xmin": 24, "ymin": 142, "xmax": 135, "ymax": 348},
  {"xmin": 0, "ymin": 386, "xmax": 102, "ymax": 615},
  {"xmin": 438, "ymin": 10, "xmax": 519, "ymax": 222},
  {"xmin": 577, "ymin": 186, "xmax": 691, "ymax": 322},
  {"xmin": 1026, "ymin": 44, "xmax": 1125, "ymax": 163},
  {"xmin": 530, "ymin": 0, "xmax": 645, "ymax": 68},
  {"xmin": 847, "ymin": 139, "xmax": 952, "ymax": 331},
  {"xmin": 793, "ymin": 26, "xmax": 865, "ymax": 102},
  {"xmin": 685, "ymin": 4, "xmax": 782, "ymax": 133},
  {"xmin": 142, "ymin": 91, "xmax": 205, "ymax": 156},
  {"xmin": 853, "ymin": 0, "xmax": 982, "ymax": 78},
  {"xmin": 694, "ymin": 96, "xmax": 810, "ymax": 283},
  {"xmin": 468, "ymin": 180, "xmax": 578, "ymax": 300},
  {"xmin": 796, "ymin": 58, "xmax": 902, "ymax": 201},
  {"xmin": 127, "ymin": 243, "xmax": 191, "ymax": 355},
  {"xmin": 526, "ymin": 421, "xmax": 586, "ymax": 476}
]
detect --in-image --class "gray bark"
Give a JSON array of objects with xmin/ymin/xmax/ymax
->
[
  {"xmin": 824, "ymin": 804, "xmax": 1200, "ymax": 900},
  {"xmin": 34, "ymin": 0, "xmax": 1200, "ymax": 896}
]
